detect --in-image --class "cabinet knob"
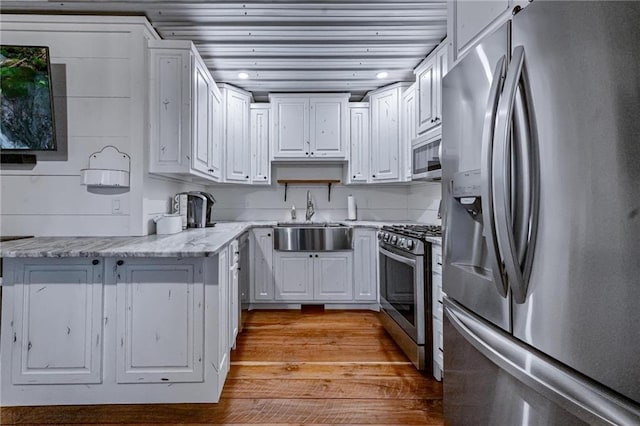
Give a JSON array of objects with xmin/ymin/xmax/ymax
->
[
  {"xmin": 92, "ymin": 259, "xmax": 100, "ymax": 265},
  {"xmin": 116, "ymin": 260, "xmax": 124, "ymax": 266},
  {"xmin": 267, "ymin": 233, "xmax": 271, "ymax": 237},
  {"xmin": 353, "ymin": 175, "xmax": 356, "ymax": 178},
  {"xmin": 315, "ymin": 254, "xmax": 318, "ymax": 258},
  {"xmin": 309, "ymin": 254, "xmax": 313, "ymax": 258},
  {"xmin": 372, "ymin": 174, "xmax": 376, "ymax": 178},
  {"xmin": 305, "ymin": 152, "xmax": 309, "ymax": 155},
  {"xmin": 245, "ymin": 175, "xmax": 249, "ymax": 179},
  {"xmin": 263, "ymin": 176, "xmax": 267, "ymax": 180}
]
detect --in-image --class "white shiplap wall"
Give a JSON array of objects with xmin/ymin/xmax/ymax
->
[{"xmin": 0, "ymin": 15, "xmax": 206, "ymax": 236}]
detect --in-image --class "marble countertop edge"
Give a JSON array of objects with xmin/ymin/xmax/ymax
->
[{"xmin": 0, "ymin": 220, "xmax": 441, "ymax": 258}]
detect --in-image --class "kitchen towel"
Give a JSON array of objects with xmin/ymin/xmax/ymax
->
[{"xmin": 347, "ymin": 195, "xmax": 357, "ymax": 220}]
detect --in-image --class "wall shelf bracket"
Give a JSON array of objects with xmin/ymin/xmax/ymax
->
[{"xmin": 277, "ymin": 179, "xmax": 341, "ymax": 202}]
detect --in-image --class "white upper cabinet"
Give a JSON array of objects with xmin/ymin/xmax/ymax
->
[
  {"xmin": 149, "ymin": 40, "xmax": 222, "ymax": 182},
  {"xmin": 220, "ymin": 84, "xmax": 252, "ymax": 183},
  {"xmin": 369, "ymin": 83, "xmax": 410, "ymax": 182},
  {"xmin": 250, "ymin": 104, "xmax": 271, "ymax": 184},
  {"xmin": 449, "ymin": 0, "xmax": 529, "ymax": 63},
  {"xmin": 401, "ymin": 84, "xmax": 417, "ymax": 182},
  {"xmin": 414, "ymin": 41, "xmax": 448, "ymax": 135},
  {"xmin": 346, "ymin": 103, "xmax": 370, "ymax": 184},
  {"xmin": 270, "ymin": 94, "xmax": 349, "ymax": 160}
]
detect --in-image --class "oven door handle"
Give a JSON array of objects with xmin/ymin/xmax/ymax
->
[{"xmin": 379, "ymin": 246, "xmax": 417, "ymax": 267}]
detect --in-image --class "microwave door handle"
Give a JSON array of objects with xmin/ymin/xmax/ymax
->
[
  {"xmin": 480, "ymin": 55, "xmax": 508, "ymax": 298},
  {"xmin": 493, "ymin": 46, "xmax": 535, "ymax": 304},
  {"xmin": 379, "ymin": 247, "xmax": 417, "ymax": 268}
]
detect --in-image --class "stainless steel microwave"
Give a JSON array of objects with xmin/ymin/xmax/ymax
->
[{"xmin": 411, "ymin": 128, "xmax": 441, "ymax": 181}]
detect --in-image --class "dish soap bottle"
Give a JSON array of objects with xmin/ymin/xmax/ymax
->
[{"xmin": 291, "ymin": 204, "xmax": 296, "ymax": 220}]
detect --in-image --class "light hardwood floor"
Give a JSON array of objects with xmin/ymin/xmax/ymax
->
[{"xmin": 0, "ymin": 309, "xmax": 444, "ymax": 425}]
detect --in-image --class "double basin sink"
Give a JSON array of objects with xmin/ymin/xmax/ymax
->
[{"xmin": 273, "ymin": 222, "xmax": 352, "ymax": 251}]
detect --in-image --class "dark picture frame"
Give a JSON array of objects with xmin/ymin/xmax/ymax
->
[{"xmin": 0, "ymin": 45, "xmax": 57, "ymax": 151}]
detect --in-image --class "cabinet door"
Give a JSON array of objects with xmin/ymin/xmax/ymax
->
[
  {"xmin": 192, "ymin": 62, "xmax": 211, "ymax": 175},
  {"xmin": 434, "ymin": 45, "xmax": 448, "ymax": 125},
  {"xmin": 251, "ymin": 228, "xmax": 275, "ymax": 301},
  {"xmin": 209, "ymin": 86, "xmax": 223, "ymax": 180},
  {"xmin": 149, "ymin": 49, "xmax": 190, "ymax": 174},
  {"xmin": 228, "ymin": 241, "xmax": 239, "ymax": 349},
  {"xmin": 348, "ymin": 105, "xmax": 370, "ymax": 183},
  {"xmin": 309, "ymin": 97, "xmax": 346, "ymax": 158},
  {"xmin": 314, "ymin": 252, "xmax": 353, "ymax": 301},
  {"xmin": 455, "ymin": 0, "xmax": 510, "ymax": 57},
  {"xmin": 370, "ymin": 88, "xmax": 400, "ymax": 181},
  {"xmin": 217, "ymin": 248, "xmax": 230, "ymax": 372},
  {"xmin": 272, "ymin": 97, "xmax": 309, "ymax": 158},
  {"xmin": 250, "ymin": 105, "xmax": 271, "ymax": 184},
  {"xmin": 353, "ymin": 228, "xmax": 379, "ymax": 301},
  {"xmin": 401, "ymin": 86, "xmax": 417, "ymax": 182},
  {"xmin": 417, "ymin": 57, "xmax": 437, "ymax": 133},
  {"xmin": 225, "ymin": 89, "xmax": 251, "ymax": 182},
  {"xmin": 115, "ymin": 258, "xmax": 204, "ymax": 383},
  {"xmin": 274, "ymin": 252, "xmax": 314, "ymax": 301},
  {"xmin": 9, "ymin": 258, "xmax": 104, "ymax": 385}
]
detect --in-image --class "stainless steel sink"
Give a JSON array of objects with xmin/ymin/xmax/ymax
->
[
  {"xmin": 276, "ymin": 222, "xmax": 345, "ymax": 228},
  {"xmin": 273, "ymin": 224, "xmax": 352, "ymax": 251}
]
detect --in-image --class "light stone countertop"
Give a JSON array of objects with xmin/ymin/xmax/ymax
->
[{"xmin": 0, "ymin": 220, "xmax": 437, "ymax": 258}]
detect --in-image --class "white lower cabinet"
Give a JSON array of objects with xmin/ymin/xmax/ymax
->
[
  {"xmin": 0, "ymin": 251, "xmax": 235, "ymax": 406},
  {"xmin": 353, "ymin": 228, "xmax": 379, "ymax": 301},
  {"xmin": 251, "ymin": 228, "xmax": 275, "ymax": 301},
  {"xmin": 274, "ymin": 252, "xmax": 315, "ymax": 301},
  {"xmin": 113, "ymin": 258, "xmax": 204, "ymax": 384},
  {"xmin": 431, "ymin": 243, "xmax": 444, "ymax": 381},
  {"xmin": 313, "ymin": 253, "xmax": 353, "ymax": 301},
  {"xmin": 8, "ymin": 257, "xmax": 104, "ymax": 385},
  {"xmin": 273, "ymin": 251, "xmax": 353, "ymax": 302}
]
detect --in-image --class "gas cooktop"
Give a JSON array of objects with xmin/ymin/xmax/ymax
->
[{"xmin": 380, "ymin": 224, "xmax": 442, "ymax": 239}]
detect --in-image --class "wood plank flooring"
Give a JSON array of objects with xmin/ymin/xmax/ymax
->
[{"xmin": 0, "ymin": 309, "xmax": 443, "ymax": 425}]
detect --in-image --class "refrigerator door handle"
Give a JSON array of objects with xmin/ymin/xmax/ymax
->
[
  {"xmin": 480, "ymin": 55, "xmax": 508, "ymax": 298},
  {"xmin": 444, "ymin": 297, "xmax": 640, "ymax": 425},
  {"xmin": 492, "ymin": 46, "xmax": 536, "ymax": 304}
]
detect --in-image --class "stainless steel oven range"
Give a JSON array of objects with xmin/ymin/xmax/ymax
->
[{"xmin": 378, "ymin": 224, "xmax": 441, "ymax": 371}]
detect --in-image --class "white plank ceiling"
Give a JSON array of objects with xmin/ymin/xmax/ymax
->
[{"xmin": 0, "ymin": 1, "xmax": 448, "ymax": 101}]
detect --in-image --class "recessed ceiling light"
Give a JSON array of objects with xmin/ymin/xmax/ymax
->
[
  {"xmin": 238, "ymin": 72, "xmax": 249, "ymax": 80},
  {"xmin": 376, "ymin": 71, "xmax": 389, "ymax": 79}
]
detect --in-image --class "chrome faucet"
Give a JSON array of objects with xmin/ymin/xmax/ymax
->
[{"xmin": 305, "ymin": 190, "xmax": 315, "ymax": 221}]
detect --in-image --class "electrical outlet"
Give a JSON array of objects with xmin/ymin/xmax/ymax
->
[{"xmin": 111, "ymin": 199, "xmax": 121, "ymax": 215}]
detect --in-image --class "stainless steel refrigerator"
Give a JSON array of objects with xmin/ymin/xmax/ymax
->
[{"xmin": 441, "ymin": 2, "xmax": 640, "ymax": 424}]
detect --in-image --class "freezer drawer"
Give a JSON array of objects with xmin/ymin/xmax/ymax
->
[{"xmin": 443, "ymin": 298, "xmax": 640, "ymax": 425}]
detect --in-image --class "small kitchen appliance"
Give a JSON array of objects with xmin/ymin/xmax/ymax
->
[{"xmin": 176, "ymin": 191, "xmax": 216, "ymax": 228}]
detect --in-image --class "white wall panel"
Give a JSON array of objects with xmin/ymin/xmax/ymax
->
[
  {"xmin": 51, "ymin": 58, "xmax": 131, "ymax": 98},
  {"xmin": 0, "ymin": 16, "xmax": 159, "ymax": 237},
  {"xmin": 0, "ymin": 30, "xmax": 131, "ymax": 59}
]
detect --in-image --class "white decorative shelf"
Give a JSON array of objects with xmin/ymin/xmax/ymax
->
[{"xmin": 80, "ymin": 146, "xmax": 130, "ymax": 188}]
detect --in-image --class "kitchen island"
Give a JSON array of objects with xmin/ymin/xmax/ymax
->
[
  {"xmin": 0, "ymin": 220, "xmax": 407, "ymax": 406},
  {"xmin": 0, "ymin": 222, "xmax": 262, "ymax": 406}
]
